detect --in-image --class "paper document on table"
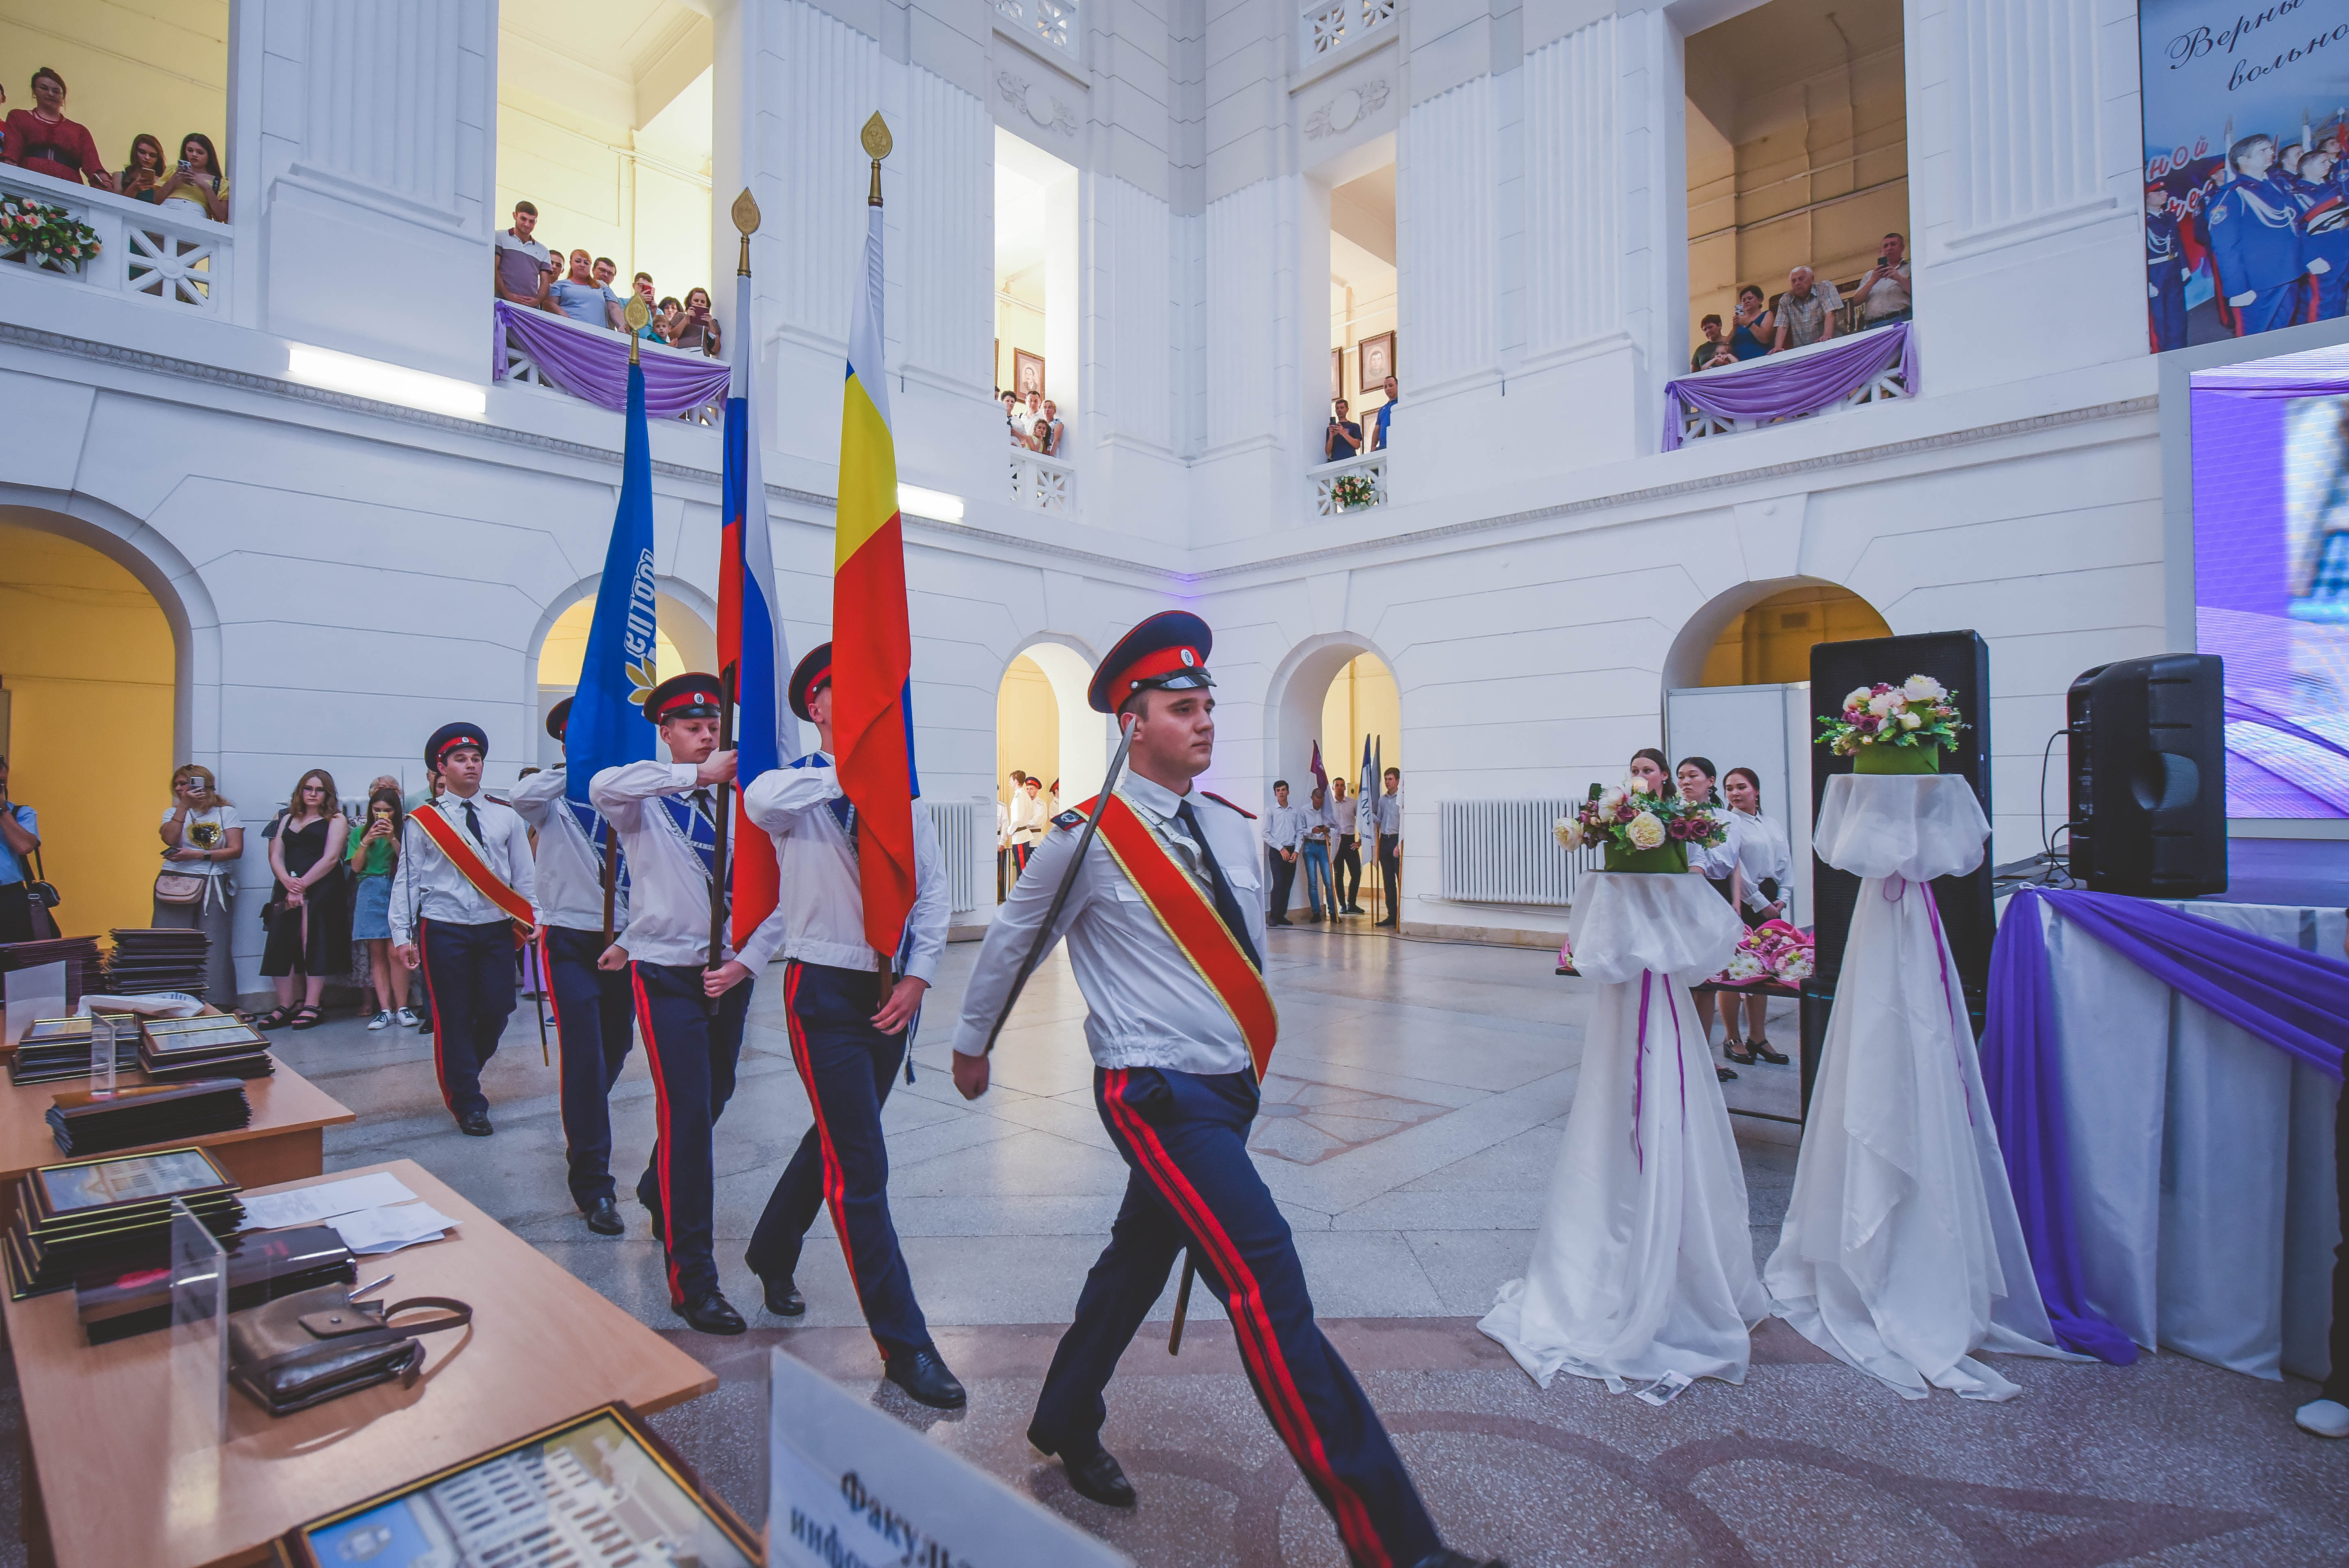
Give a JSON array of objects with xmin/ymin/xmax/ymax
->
[
  {"xmin": 331, "ymin": 1201, "xmax": 460, "ymax": 1256},
  {"xmin": 239, "ymin": 1170, "xmax": 418, "ymax": 1231}
]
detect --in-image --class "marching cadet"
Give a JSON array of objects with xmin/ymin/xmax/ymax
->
[
  {"xmin": 950, "ymin": 613, "xmax": 1503, "ymax": 1568},
  {"xmin": 390, "ymin": 723, "xmax": 536, "ymax": 1137},
  {"xmin": 510, "ymin": 699, "xmax": 635, "ymax": 1237},
  {"xmin": 739, "ymin": 645, "xmax": 966, "ymax": 1409},
  {"xmin": 591, "ymin": 673, "xmax": 787, "ymax": 1335}
]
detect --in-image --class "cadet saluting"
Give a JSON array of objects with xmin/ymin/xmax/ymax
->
[
  {"xmin": 950, "ymin": 613, "xmax": 1503, "ymax": 1568},
  {"xmin": 737, "ymin": 645, "xmax": 966, "ymax": 1408},
  {"xmin": 390, "ymin": 723, "xmax": 535, "ymax": 1138},
  {"xmin": 591, "ymin": 673, "xmax": 788, "ymax": 1335}
]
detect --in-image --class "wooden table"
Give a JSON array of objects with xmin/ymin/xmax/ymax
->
[
  {"xmin": 0, "ymin": 1062, "xmax": 354, "ymax": 1227},
  {"xmin": 5, "ymin": 1159, "xmax": 719, "ymax": 1568}
]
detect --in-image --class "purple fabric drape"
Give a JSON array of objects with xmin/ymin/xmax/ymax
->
[
  {"xmin": 1979, "ymin": 887, "xmax": 2349, "ymax": 1364},
  {"xmin": 492, "ymin": 301, "xmax": 731, "ymax": 418},
  {"xmin": 1660, "ymin": 322, "xmax": 1916, "ymax": 451}
]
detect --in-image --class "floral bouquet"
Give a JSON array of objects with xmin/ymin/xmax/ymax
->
[
  {"xmin": 1553, "ymin": 773, "xmax": 1726, "ymax": 873},
  {"xmin": 1710, "ymin": 919, "xmax": 1815, "ymax": 988},
  {"xmin": 1817, "ymin": 675, "xmax": 1962, "ymax": 773},
  {"xmin": 1330, "ymin": 471, "xmax": 1379, "ymax": 510},
  {"xmin": 0, "ymin": 196, "xmax": 101, "ymax": 270}
]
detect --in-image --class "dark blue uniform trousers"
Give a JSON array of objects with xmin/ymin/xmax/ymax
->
[
  {"xmin": 629, "ymin": 961, "xmax": 750, "ymax": 1304},
  {"xmin": 746, "ymin": 960, "xmax": 934, "ymax": 1361},
  {"xmin": 417, "ymin": 918, "xmax": 519, "ymax": 1121},
  {"xmin": 1034, "ymin": 1067, "xmax": 1441, "ymax": 1568},
  {"xmin": 543, "ymin": 926, "xmax": 635, "ymax": 1210}
]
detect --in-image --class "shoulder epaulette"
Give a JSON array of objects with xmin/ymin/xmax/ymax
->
[
  {"xmin": 1051, "ymin": 808, "xmax": 1086, "ymax": 830},
  {"xmin": 483, "ymin": 794, "xmax": 512, "ymax": 809},
  {"xmin": 1199, "ymin": 791, "xmax": 1256, "ymax": 820}
]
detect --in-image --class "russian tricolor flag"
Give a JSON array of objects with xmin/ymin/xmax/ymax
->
[{"xmin": 719, "ymin": 267, "xmax": 793, "ymax": 947}]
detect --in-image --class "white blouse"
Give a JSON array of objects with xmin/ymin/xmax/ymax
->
[{"xmin": 1728, "ymin": 807, "xmax": 1792, "ymax": 912}]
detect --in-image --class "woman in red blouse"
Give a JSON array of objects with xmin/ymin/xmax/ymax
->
[{"xmin": 2, "ymin": 68, "xmax": 118, "ymax": 192}]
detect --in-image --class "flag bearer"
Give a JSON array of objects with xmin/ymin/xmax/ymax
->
[
  {"xmin": 950, "ymin": 612, "xmax": 1504, "ymax": 1568},
  {"xmin": 592, "ymin": 673, "xmax": 787, "ymax": 1335},
  {"xmin": 739, "ymin": 644, "xmax": 965, "ymax": 1408}
]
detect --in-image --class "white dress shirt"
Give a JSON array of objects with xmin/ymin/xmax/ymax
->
[
  {"xmin": 1304, "ymin": 800, "xmax": 1333, "ymax": 844},
  {"xmin": 952, "ymin": 769, "xmax": 1265, "ymax": 1076},
  {"xmin": 388, "ymin": 789, "xmax": 536, "ymax": 944},
  {"xmin": 1690, "ymin": 808, "xmax": 1742, "ymax": 882},
  {"xmin": 508, "ymin": 766, "xmax": 629, "ymax": 932},
  {"xmin": 588, "ymin": 762, "xmax": 786, "ymax": 971},
  {"xmin": 1373, "ymin": 788, "xmax": 1402, "ymax": 836},
  {"xmin": 1728, "ymin": 807, "xmax": 1792, "ymax": 912},
  {"xmin": 741, "ymin": 754, "xmax": 952, "ymax": 984},
  {"xmin": 1329, "ymin": 795, "xmax": 1359, "ymax": 836},
  {"xmin": 1264, "ymin": 801, "xmax": 1308, "ymax": 852},
  {"xmin": 1009, "ymin": 789, "xmax": 1051, "ymax": 845}
]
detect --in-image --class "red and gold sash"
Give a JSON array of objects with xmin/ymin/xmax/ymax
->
[
  {"xmin": 1084, "ymin": 793, "xmax": 1278, "ymax": 1081},
  {"xmin": 410, "ymin": 801, "xmax": 534, "ymax": 941}
]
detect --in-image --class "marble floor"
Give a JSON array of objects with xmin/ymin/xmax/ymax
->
[{"xmin": 7, "ymin": 923, "xmax": 2340, "ymax": 1566}]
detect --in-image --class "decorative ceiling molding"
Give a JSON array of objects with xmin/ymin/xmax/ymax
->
[
  {"xmin": 1305, "ymin": 79, "xmax": 1390, "ymax": 140},
  {"xmin": 997, "ymin": 71, "xmax": 1079, "ymax": 138}
]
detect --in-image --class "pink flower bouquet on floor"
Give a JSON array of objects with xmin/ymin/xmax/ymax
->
[{"xmin": 1707, "ymin": 919, "xmax": 1815, "ymax": 989}]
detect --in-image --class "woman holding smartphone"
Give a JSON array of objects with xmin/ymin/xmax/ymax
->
[
  {"xmin": 155, "ymin": 764, "xmax": 243, "ymax": 1008},
  {"xmin": 155, "ymin": 133, "xmax": 228, "ymax": 222},
  {"xmin": 672, "ymin": 285, "xmax": 723, "ymax": 357},
  {"xmin": 347, "ymin": 785, "xmax": 416, "ymax": 1030}
]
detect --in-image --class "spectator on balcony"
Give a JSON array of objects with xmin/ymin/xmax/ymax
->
[
  {"xmin": 1035, "ymin": 398, "xmax": 1065, "ymax": 456},
  {"xmin": 495, "ymin": 200, "xmax": 554, "ymax": 311},
  {"xmin": 1854, "ymin": 233, "xmax": 1911, "ymax": 329},
  {"xmin": 1370, "ymin": 373, "xmax": 1399, "ymax": 449},
  {"xmin": 1772, "ymin": 266, "xmax": 1842, "ymax": 351},
  {"xmin": 1728, "ymin": 285, "xmax": 1774, "ymax": 360},
  {"xmin": 671, "ymin": 287, "xmax": 723, "ymax": 357},
  {"xmin": 1691, "ymin": 315, "xmax": 1731, "ymax": 373},
  {"xmin": 118, "ymin": 134, "xmax": 167, "ymax": 203},
  {"xmin": 631, "ymin": 273, "xmax": 665, "ymax": 340},
  {"xmin": 1696, "ymin": 342, "xmax": 1738, "ymax": 372},
  {"xmin": 156, "ymin": 134, "xmax": 228, "ymax": 223},
  {"xmin": 551, "ymin": 249, "xmax": 624, "ymax": 329},
  {"xmin": 2, "ymin": 68, "xmax": 118, "ymax": 191},
  {"xmin": 1326, "ymin": 397, "xmax": 1364, "ymax": 461},
  {"xmin": 1020, "ymin": 389, "xmax": 1050, "ymax": 447},
  {"xmin": 1002, "ymin": 390, "xmax": 1025, "ymax": 445}
]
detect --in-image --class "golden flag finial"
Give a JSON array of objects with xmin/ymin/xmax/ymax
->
[
  {"xmin": 731, "ymin": 188, "xmax": 760, "ymax": 276},
  {"xmin": 623, "ymin": 294, "xmax": 650, "ymax": 363},
  {"xmin": 863, "ymin": 112, "xmax": 892, "ymax": 206}
]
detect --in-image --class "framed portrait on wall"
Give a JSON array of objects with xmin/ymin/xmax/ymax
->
[
  {"xmin": 1358, "ymin": 331, "xmax": 1395, "ymax": 395},
  {"xmin": 1013, "ymin": 349, "xmax": 1046, "ymax": 400},
  {"xmin": 994, "ymin": 337, "xmax": 1000, "ymax": 391}
]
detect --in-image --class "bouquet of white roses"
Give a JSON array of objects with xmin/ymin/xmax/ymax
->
[
  {"xmin": 1553, "ymin": 772, "xmax": 1726, "ymax": 862},
  {"xmin": 1817, "ymin": 674, "xmax": 1962, "ymax": 759},
  {"xmin": 1708, "ymin": 919, "xmax": 1816, "ymax": 988}
]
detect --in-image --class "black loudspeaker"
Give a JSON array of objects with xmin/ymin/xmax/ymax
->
[
  {"xmin": 1799, "ymin": 632, "xmax": 1994, "ymax": 1113},
  {"xmin": 2066, "ymin": 653, "xmax": 2227, "ymax": 897}
]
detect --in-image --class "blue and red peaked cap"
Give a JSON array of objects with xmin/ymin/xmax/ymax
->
[
  {"xmin": 645, "ymin": 672, "xmax": 725, "ymax": 723},
  {"xmin": 425, "ymin": 722, "xmax": 488, "ymax": 771},
  {"xmin": 545, "ymin": 696, "xmax": 573, "ymax": 741},
  {"xmin": 1088, "ymin": 612, "xmax": 1215, "ymax": 714},
  {"xmin": 789, "ymin": 642, "xmax": 834, "ymax": 723}
]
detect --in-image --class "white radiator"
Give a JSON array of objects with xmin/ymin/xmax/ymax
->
[
  {"xmin": 1438, "ymin": 798, "xmax": 1602, "ymax": 907},
  {"xmin": 923, "ymin": 799, "xmax": 986, "ymax": 915}
]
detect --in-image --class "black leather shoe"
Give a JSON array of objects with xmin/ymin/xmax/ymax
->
[
  {"xmin": 583, "ymin": 1198, "xmax": 623, "ymax": 1235},
  {"xmin": 1750, "ymin": 1039, "xmax": 1791, "ymax": 1065},
  {"xmin": 1029, "ymin": 1429, "xmax": 1138, "ymax": 1507},
  {"xmin": 458, "ymin": 1110, "xmax": 493, "ymax": 1137},
  {"xmin": 1716, "ymin": 1065, "xmax": 1738, "ymax": 1082},
  {"xmin": 1268, "ymin": 917, "xmax": 1294, "ymax": 927},
  {"xmin": 1410, "ymin": 1553, "xmax": 1508, "ymax": 1568},
  {"xmin": 762, "ymin": 1274, "xmax": 806, "ymax": 1317},
  {"xmin": 884, "ymin": 1347, "xmax": 966, "ymax": 1409},
  {"xmin": 1376, "ymin": 917, "xmax": 1398, "ymax": 928},
  {"xmin": 673, "ymin": 1290, "xmax": 746, "ymax": 1335}
]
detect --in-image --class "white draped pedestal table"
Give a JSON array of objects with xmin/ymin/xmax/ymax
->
[
  {"xmin": 1766, "ymin": 774, "xmax": 2082, "ymax": 1400},
  {"xmin": 1481, "ymin": 869, "xmax": 1766, "ymax": 1390}
]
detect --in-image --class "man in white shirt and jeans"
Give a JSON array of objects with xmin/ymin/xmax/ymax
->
[{"xmin": 1264, "ymin": 779, "xmax": 1305, "ymax": 927}]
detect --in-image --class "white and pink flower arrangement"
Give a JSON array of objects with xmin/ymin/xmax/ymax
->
[
  {"xmin": 1817, "ymin": 674, "xmax": 1963, "ymax": 764},
  {"xmin": 1711, "ymin": 919, "xmax": 1815, "ymax": 988},
  {"xmin": 0, "ymin": 196, "xmax": 100, "ymax": 269},
  {"xmin": 1551, "ymin": 773, "xmax": 1726, "ymax": 863}
]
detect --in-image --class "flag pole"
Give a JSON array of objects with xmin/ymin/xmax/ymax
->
[
  {"xmin": 704, "ymin": 191, "xmax": 762, "ymax": 1015},
  {"xmin": 604, "ymin": 296, "xmax": 652, "ymax": 952}
]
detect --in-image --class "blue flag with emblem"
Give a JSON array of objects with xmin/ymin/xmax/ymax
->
[{"xmin": 566, "ymin": 359, "xmax": 660, "ymax": 806}]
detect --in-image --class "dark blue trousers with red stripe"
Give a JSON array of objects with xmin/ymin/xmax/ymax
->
[
  {"xmin": 417, "ymin": 918, "xmax": 518, "ymax": 1121},
  {"xmin": 1035, "ymin": 1067, "xmax": 1441, "ymax": 1568},
  {"xmin": 745, "ymin": 960, "xmax": 934, "ymax": 1361},
  {"xmin": 629, "ymin": 961, "xmax": 751, "ymax": 1304},
  {"xmin": 543, "ymin": 926, "xmax": 635, "ymax": 1210}
]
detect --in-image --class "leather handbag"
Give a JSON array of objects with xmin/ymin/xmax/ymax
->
[
  {"xmin": 154, "ymin": 870, "xmax": 206, "ymax": 906},
  {"xmin": 24, "ymin": 847, "xmax": 60, "ymax": 941},
  {"xmin": 227, "ymin": 1284, "xmax": 471, "ymax": 1416}
]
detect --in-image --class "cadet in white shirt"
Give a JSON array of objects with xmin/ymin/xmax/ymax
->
[
  {"xmin": 391, "ymin": 723, "xmax": 536, "ymax": 1138},
  {"xmin": 735, "ymin": 644, "xmax": 965, "ymax": 1410},
  {"xmin": 1007, "ymin": 772, "xmax": 1050, "ymax": 874},
  {"xmin": 1374, "ymin": 766, "xmax": 1404, "ymax": 926},
  {"xmin": 950, "ymin": 613, "xmax": 1500, "ymax": 1568},
  {"xmin": 1329, "ymin": 777, "xmax": 1365, "ymax": 914},
  {"xmin": 1263, "ymin": 779, "xmax": 1306, "ymax": 927},
  {"xmin": 590, "ymin": 673, "xmax": 788, "ymax": 1336},
  {"xmin": 510, "ymin": 698, "xmax": 636, "ymax": 1235}
]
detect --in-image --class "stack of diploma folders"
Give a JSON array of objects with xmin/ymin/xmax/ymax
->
[
  {"xmin": 4, "ymin": 1146, "xmax": 246, "ymax": 1300},
  {"xmin": 45, "ymin": 1078, "xmax": 252, "ymax": 1157},
  {"xmin": 9, "ymin": 1016, "xmax": 140, "ymax": 1087},
  {"xmin": 136, "ymin": 1016, "xmax": 273, "ymax": 1081}
]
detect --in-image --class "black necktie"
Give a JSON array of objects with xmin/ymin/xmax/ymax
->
[
  {"xmin": 462, "ymin": 801, "xmax": 482, "ymax": 843},
  {"xmin": 1174, "ymin": 799, "xmax": 1262, "ymax": 972},
  {"xmin": 689, "ymin": 788, "xmax": 715, "ymax": 826}
]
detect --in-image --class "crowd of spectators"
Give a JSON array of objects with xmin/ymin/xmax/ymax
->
[
  {"xmin": 495, "ymin": 199, "xmax": 725, "ymax": 358},
  {"xmin": 1000, "ymin": 388, "xmax": 1067, "ymax": 455},
  {"xmin": 0, "ymin": 67, "xmax": 229, "ymax": 221},
  {"xmin": 1689, "ymin": 233, "xmax": 1911, "ymax": 373}
]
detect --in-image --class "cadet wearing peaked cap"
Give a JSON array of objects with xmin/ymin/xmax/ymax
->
[
  {"xmin": 509, "ymin": 697, "xmax": 636, "ymax": 1235},
  {"xmin": 948, "ymin": 611, "xmax": 1503, "ymax": 1568}
]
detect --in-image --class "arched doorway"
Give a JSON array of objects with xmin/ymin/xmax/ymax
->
[
  {"xmin": 1268, "ymin": 636, "xmax": 1403, "ymax": 925},
  {"xmin": 0, "ymin": 520, "xmax": 176, "ymax": 936},
  {"xmin": 994, "ymin": 640, "xmax": 1105, "ymax": 897},
  {"xmin": 530, "ymin": 587, "xmax": 717, "ymax": 768}
]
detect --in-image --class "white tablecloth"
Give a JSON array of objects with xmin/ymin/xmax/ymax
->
[
  {"xmin": 1480, "ymin": 871, "xmax": 1765, "ymax": 1390},
  {"xmin": 2031, "ymin": 895, "xmax": 2345, "ymax": 1381},
  {"xmin": 1768, "ymin": 776, "xmax": 2079, "ymax": 1400}
]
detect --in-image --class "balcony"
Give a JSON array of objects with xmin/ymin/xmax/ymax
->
[
  {"xmin": 1666, "ymin": 321, "xmax": 1915, "ymax": 449},
  {"xmin": 1310, "ymin": 450, "xmax": 1387, "ymax": 516},
  {"xmin": 1301, "ymin": 0, "xmax": 1397, "ymax": 61},
  {"xmin": 496, "ymin": 301, "xmax": 727, "ymax": 427},
  {"xmin": 1009, "ymin": 449, "xmax": 1076, "ymax": 515},
  {"xmin": 995, "ymin": 0, "xmax": 1078, "ymax": 58},
  {"xmin": 0, "ymin": 165, "xmax": 228, "ymax": 316}
]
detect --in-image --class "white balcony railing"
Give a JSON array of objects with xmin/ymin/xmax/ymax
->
[
  {"xmin": 1672, "ymin": 322, "xmax": 1915, "ymax": 446},
  {"xmin": 1310, "ymin": 451, "xmax": 1387, "ymax": 516},
  {"xmin": 996, "ymin": 0, "xmax": 1078, "ymax": 57},
  {"xmin": 1010, "ymin": 450, "xmax": 1076, "ymax": 514},
  {"xmin": 499, "ymin": 317, "xmax": 725, "ymax": 427},
  {"xmin": 1302, "ymin": 0, "xmax": 1396, "ymax": 59},
  {"xmin": 0, "ymin": 165, "xmax": 229, "ymax": 316}
]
